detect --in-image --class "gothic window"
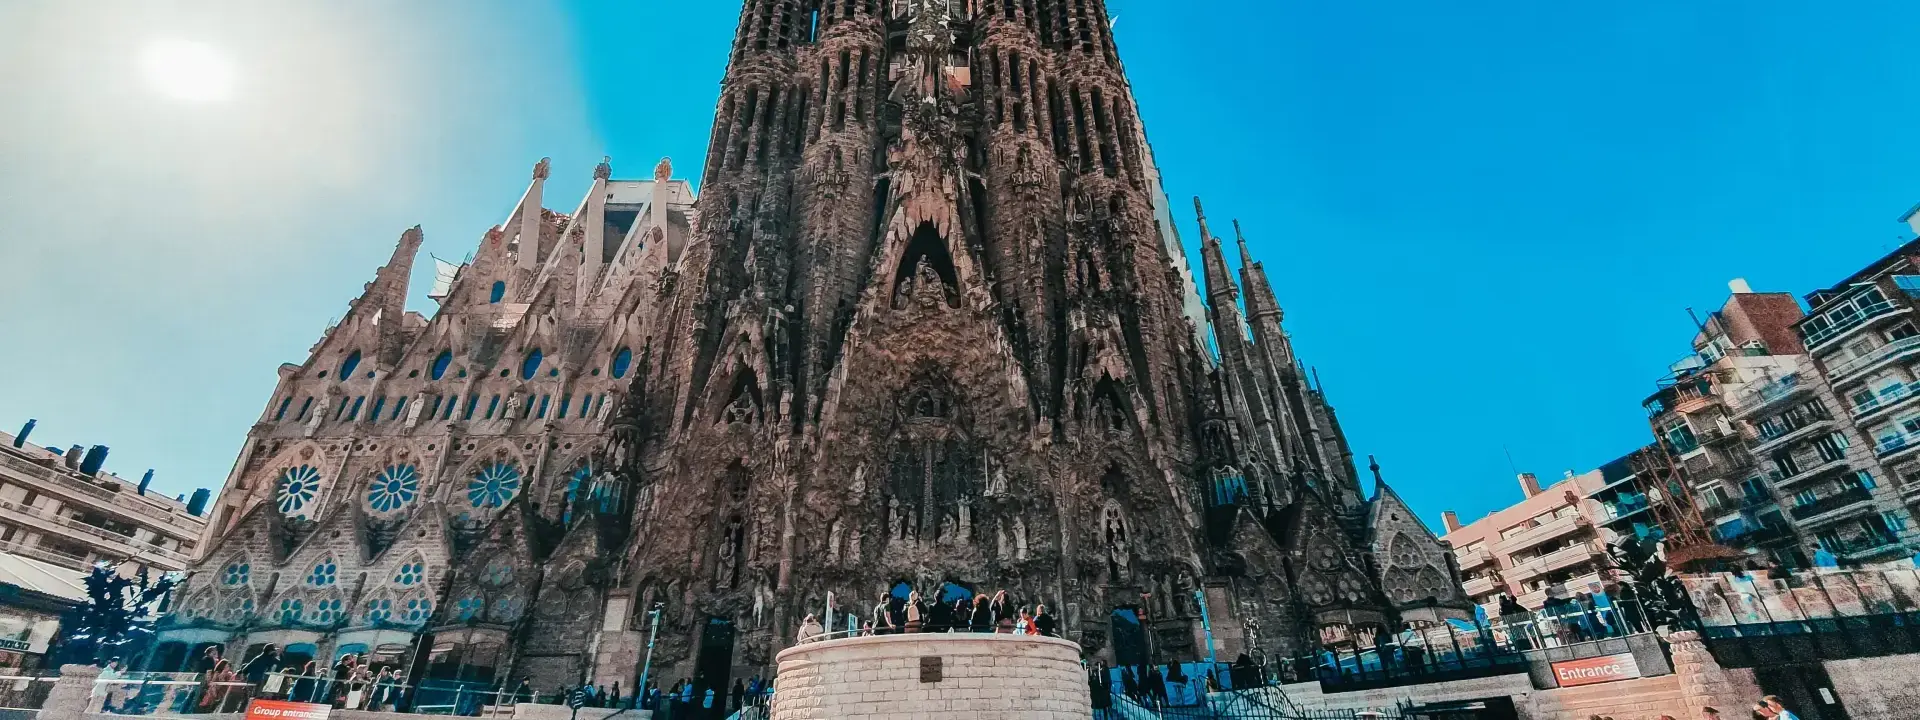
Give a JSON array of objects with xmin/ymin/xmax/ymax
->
[
  {"xmin": 725, "ymin": 463, "xmax": 750, "ymax": 503},
  {"xmin": 364, "ymin": 597, "xmax": 394, "ymax": 625},
  {"xmin": 274, "ymin": 397, "xmax": 291, "ymax": 421},
  {"xmin": 220, "ymin": 595, "xmax": 254, "ymax": 623},
  {"xmin": 455, "ymin": 594, "xmax": 485, "ymax": 622},
  {"xmin": 481, "ymin": 557, "xmax": 515, "ymax": 587},
  {"xmin": 489, "ymin": 281, "xmax": 506, "ymax": 304},
  {"xmin": 488, "ymin": 593, "xmax": 526, "ymax": 623},
  {"xmin": 521, "ymin": 349, "xmax": 544, "ymax": 380},
  {"xmin": 611, "ymin": 347, "xmax": 633, "ymax": 379},
  {"xmin": 277, "ymin": 598, "xmax": 304, "ymax": 624},
  {"xmin": 275, "ymin": 465, "xmax": 321, "ymax": 517},
  {"xmin": 338, "ymin": 351, "xmax": 362, "ymax": 382},
  {"xmin": 467, "ymin": 462, "xmax": 522, "ymax": 508},
  {"xmin": 393, "ymin": 558, "xmax": 425, "ymax": 586},
  {"xmin": 307, "ymin": 558, "xmax": 339, "ymax": 587},
  {"xmin": 431, "ymin": 351, "xmax": 453, "ymax": 380},
  {"xmin": 367, "ymin": 465, "xmax": 420, "ymax": 514},
  {"xmin": 222, "ymin": 561, "xmax": 250, "ymax": 586},
  {"xmin": 310, "ymin": 596, "xmax": 344, "ymax": 625},
  {"xmin": 402, "ymin": 596, "xmax": 433, "ymax": 625}
]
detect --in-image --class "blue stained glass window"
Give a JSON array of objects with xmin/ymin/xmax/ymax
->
[
  {"xmin": 558, "ymin": 395, "xmax": 571, "ymax": 418},
  {"xmin": 278, "ymin": 598, "xmax": 304, "ymax": 623},
  {"xmin": 431, "ymin": 351, "xmax": 453, "ymax": 380},
  {"xmin": 392, "ymin": 396, "xmax": 408, "ymax": 420},
  {"xmin": 274, "ymin": 397, "xmax": 291, "ymax": 421},
  {"xmin": 489, "ymin": 281, "xmax": 506, "ymax": 304},
  {"xmin": 339, "ymin": 351, "xmax": 362, "ymax": 382},
  {"xmin": 393, "ymin": 560, "xmax": 425, "ymax": 586},
  {"xmin": 368, "ymin": 465, "xmax": 420, "ymax": 513},
  {"xmin": 312, "ymin": 597, "xmax": 343, "ymax": 624},
  {"xmin": 485, "ymin": 395, "xmax": 500, "ymax": 419},
  {"xmin": 308, "ymin": 559, "xmax": 338, "ymax": 586},
  {"xmin": 467, "ymin": 462, "xmax": 522, "ymax": 508},
  {"xmin": 365, "ymin": 598, "xmax": 393, "ymax": 625},
  {"xmin": 369, "ymin": 397, "xmax": 386, "ymax": 422},
  {"xmin": 537, "ymin": 395, "xmax": 550, "ymax": 419},
  {"xmin": 297, "ymin": 397, "xmax": 313, "ymax": 421},
  {"xmin": 347, "ymin": 396, "xmax": 364, "ymax": 421},
  {"xmin": 223, "ymin": 562, "xmax": 250, "ymax": 586},
  {"xmin": 455, "ymin": 595, "xmax": 484, "ymax": 621},
  {"xmin": 521, "ymin": 349, "xmax": 543, "ymax": 380},
  {"xmin": 276, "ymin": 466, "xmax": 321, "ymax": 516},
  {"xmin": 404, "ymin": 597, "xmax": 433, "ymax": 624},
  {"xmin": 482, "ymin": 558, "xmax": 514, "ymax": 586},
  {"xmin": 611, "ymin": 347, "xmax": 633, "ymax": 379}
]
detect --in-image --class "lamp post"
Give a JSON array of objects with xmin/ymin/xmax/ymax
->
[
  {"xmin": 636, "ymin": 603, "xmax": 663, "ymax": 698},
  {"xmin": 1194, "ymin": 587, "xmax": 1217, "ymax": 667}
]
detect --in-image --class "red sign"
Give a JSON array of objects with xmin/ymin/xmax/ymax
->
[
  {"xmin": 244, "ymin": 699, "xmax": 332, "ymax": 720},
  {"xmin": 1550, "ymin": 653, "xmax": 1644, "ymax": 687}
]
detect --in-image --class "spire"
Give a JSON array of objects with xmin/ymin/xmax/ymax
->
[
  {"xmin": 349, "ymin": 226, "xmax": 423, "ymax": 326},
  {"xmin": 580, "ymin": 157, "xmax": 612, "ymax": 303},
  {"xmin": 1195, "ymin": 198, "xmax": 1238, "ymax": 306},
  {"xmin": 1233, "ymin": 220, "xmax": 1284, "ymax": 324},
  {"xmin": 515, "ymin": 157, "xmax": 551, "ymax": 272}
]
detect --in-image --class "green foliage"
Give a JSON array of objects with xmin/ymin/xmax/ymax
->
[{"xmin": 55, "ymin": 563, "xmax": 177, "ymax": 666}]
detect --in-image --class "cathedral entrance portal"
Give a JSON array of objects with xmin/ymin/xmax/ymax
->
[
  {"xmin": 693, "ymin": 616, "xmax": 736, "ymax": 715},
  {"xmin": 1111, "ymin": 607, "xmax": 1149, "ymax": 667}
]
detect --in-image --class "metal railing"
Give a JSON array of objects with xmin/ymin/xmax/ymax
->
[
  {"xmin": 1731, "ymin": 374, "xmax": 1805, "ymax": 415},
  {"xmin": 0, "ymin": 673, "xmax": 59, "ymax": 719},
  {"xmin": 1851, "ymin": 382, "xmax": 1920, "ymax": 417},
  {"xmin": 1803, "ymin": 300, "xmax": 1899, "ymax": 348},
  {"xmin": 1787, "ymin": 485, "xmax": 1874, "ymax": 521},
  {"xmin": 1828, "ymin": 334, "xmax": 1920, "ymax": 380}
]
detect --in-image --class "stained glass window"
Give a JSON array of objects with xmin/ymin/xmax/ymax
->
[
  {"xmin": 431, "ymin": 351, "xmax": 453, "ymax": 380},
  {"xmin": 403, "ymin": 597, "xmax": 433, "ymax": 624},
  {"xmin": 455, "ymin": 594, "xmax": 485, "ymax": 621},
  {"xmin": 467, "ymin": 463, "xmax": 522, "ymax": 508},
  {"xmin": 278, "ymin": 598, "xmax": 304, "ymax": 624},
  {"xmin": 307, "ymin": 559, "xmax": 338, "ymax": 587},
  {"xmin": 367, "ymin": 465, "xmax": 420, "ymax": 513},
  {"xmin": 394, "ymin": 560, "xmax": 425, "ymax": 586},
  {"xmin": 365, "ymin": 598, "xmax": 393, "ymax": 625},
  {"xmin": 276, "ymin": 466, "xmax": 321, "ymax": 517},
  {"xmin": 611, "ymin": 347, "xmax": 633, "ymax": 379},
  {"xmin": 222, "ymin": 562, "xmax": 250, "ymax": 586},
  {"xmin": 338, "ymin": 351, "xmax": 362, "ymax": 381},
  {"xmin": 521, "ymin": 349, "xmax": 544, "ymax": 381}
]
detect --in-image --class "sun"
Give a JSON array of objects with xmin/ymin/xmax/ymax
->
[{"xmin": 138, "ymin": 39, "xmax": 235, "ymax": 103}]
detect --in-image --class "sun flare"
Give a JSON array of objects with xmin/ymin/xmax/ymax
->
[{"xmin": 139, "ymin": 39, "xmax": 235, "ymax": 103}]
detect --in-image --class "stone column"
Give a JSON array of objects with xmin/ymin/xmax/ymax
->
[
  {"xmin": 42, "ymin": 665, "xmax": 101, "ymax": 720},
  {"xmin": 1669, "ymin": 629, "xmax": 1760, "ymax": 720}
]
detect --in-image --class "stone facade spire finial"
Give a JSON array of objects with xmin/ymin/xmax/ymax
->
[
  {"xmin": 654, "ymin": 157, "xmax": 673, "ymax": 183},
  {"xmin": 594, "ymin": 156, "xmax": 613, "ymax": 181},
  {"xmin": 533, "ymin": 157, "xmax": 552, "ymax": 181}
]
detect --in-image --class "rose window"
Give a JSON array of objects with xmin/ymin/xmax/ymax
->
[
  {"xmin": 467, "ymin": 463, "xmax": 522, "ymax": 508},
  {"xmin": 367, "ymin": 465, "xmax": 420, "ymax": 513},
  {"xmin": 276, "ymin": 465, "xmax": 322, "ymax": 516}
]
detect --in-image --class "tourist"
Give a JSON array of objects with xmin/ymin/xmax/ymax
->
[
  {"xmin": 1762, "ymin": 696, "xmax": 1800, "ymax": 720},
  {"xmin": 798, "ymin": 613, "xmax": 825, "ymax": 643},
  {"xmin": 1015, "ymin": 607, "xmax": 1033, "ymax": 634},
  {"xmin": 1034, "ymin": 604, "xmax": 1059, "ymax": 637},
  {"xmin": 97, "ymin": 658, "xmax": 128, "ymax": 712},
  {"xmin": 199, "ymin": 659, "xmax": 238, "ymax": 712},
  {"xmin": 290, "ymin": 661, "xmax": 320, "ymax": 703},
  {"xmin": 905, "ymin": 591, "xmax": 926, "ymax": 633},
  {"xmin": 874, "ymin": 592, "xmax": 896, "ymax": 635},
  {"xmin": 992, "ymin": 591, "xmax": 1015, "ymax": 632},
  {"xmin": 928, "ymin": 595, "xmax": 951, "ymax": 633},
  {"xmin": 240, "ymin": 644, "xmax": 280, "ymax": 687},
  {"xmin": 730, "ymin": 678, "xmax": 745, "ymax": 711},
  {"xmin": 196, "ymin": 645, "xmax": 224, "ymax": 675},
  {"xmin": 970, "ymin": 594, "xmax": 993, "ymax": 632},
  {"xmin": 951, "ymin": 597, "xmax": 970, "ymax": 632}
]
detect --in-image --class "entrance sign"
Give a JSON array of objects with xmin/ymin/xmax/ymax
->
[
  {"xmin": 1551, "ymin": 653, "xmax": 1643, "ymax": 687},
  {"xmin": 244, "ymin": 699, "xmax": 331, "ymax": 720}
]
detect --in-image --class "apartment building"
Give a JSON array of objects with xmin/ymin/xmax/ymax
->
[
  {"xmin": 1440, "ymin": 471, "xmax": 1613, "ymax": 614},
  {"xmin": 0, "ymin": 421, "xmax": 209, "ymax": 574},
  {"xmin": 1783, "ymin": 235, "xmax": 1920, "ymax": 563}
]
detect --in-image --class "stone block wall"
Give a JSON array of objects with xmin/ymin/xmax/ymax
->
[
  {"xmin": 770, "ymin": 634, "xmax": 1091, "ymax": 720},
  {"xmin": 1824, "ymin": 655, "xmax": 1920, "ymax": 720}
]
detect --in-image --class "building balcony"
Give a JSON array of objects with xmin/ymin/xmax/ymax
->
[
  {"xmin": 1748, "ymin": 418, "xmax": 1836, "ymax": 454},
  {"xmin": 1803, "ymin": 301, "xmax": 1904, "ymax": 350},
  {"xmin": 1788, "ymin": 485, "xmax": 1875, "ymax": 524},
  {"xmin": 0, "ymin": 537, "xmax": 91, "ymax": 570},
  {"xmin": 1505, "ymin": 542, "xmax": 1604, "ymax": 585},
  {"xmin": 1493, "ymin": 514, "xmax": 1590, "ymax": 555},
  {"xmin": 1766, "ymin": 456, "xmax": 1849, "ymax": 489},
  {"xmin": 1596, "ymin": 494, "xmax": 1655, "ymax": 527},
  {"xmin": 1875, "ymin": 432, "xmax": 1920, "ymax": 462},
  {"xmin": 1826, "ymin": 335, "xmax": 1920, "ymax": 384},
  {"xmin": 0, "ymin": 497, "xmax": 192, "ymax": 567},
  {"xmin": 0, "ymin": 449, "xmax": 201, "ymax": 536},
  {"xmin": 1730, "ymin": 374, "xmax": 1813, "ymax": 419},
  {"xmin": 1454, "ymin": 547, "xmax": 1496, "ymax": 572},
  {"xmin": 1853, "ymin": 382, "xmax": 1920, "ymax": 421},
  {"xmin": 1720, "ymin": 522, "xmax": 1794, "ymax": 547},
  {"xmin": 1462, "ymin": 574, "xmax": 1501, "ymax": 599},
  {"xmin": 1833, "ymin": 533, "xmax": 1907, "ymax": 562},
  {"xmin": 1515, "ymin": 571, "xmax": 1609, "ymax": 612}
]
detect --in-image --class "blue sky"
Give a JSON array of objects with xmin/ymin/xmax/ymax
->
[{"xmin": 1, "ymin": 1, "xmax": 1916, "ymax": 531}]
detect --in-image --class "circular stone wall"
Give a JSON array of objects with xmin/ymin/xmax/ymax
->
[{"xmin": 771, "ymin": 633, "xmax": 1092, "ymax": 720}]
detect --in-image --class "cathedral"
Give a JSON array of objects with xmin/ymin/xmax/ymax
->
[{"xmin": 156, "ymin": 0, "xmax": 1470, "ymax": 695}]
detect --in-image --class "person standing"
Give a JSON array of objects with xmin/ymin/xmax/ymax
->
[
  {"xmin": 798, "ymin": 613, "xmax": 826, "ymax": 644},
  {"xmin": 905, "ymin": 591, "xmax": 925, "ymax": 633},
  {"xmin": 991, "ymin": 591, "xmax": 1014, "ymax": 633},
  {"xmin": 950, "ymin": 598, "xmax": 970, "ymax": 633},
  {"xmin": 1763, "ymin": 696, "xmax": 1801, "ymax": 720},
  {"xmin": 1034, "ymin": 604, "xmax": 1059, "ymax": 637},
  {"xmin": 1015, "ymin": 608, "xmax": 1033, "ymax": 634},
  {"xmin": 970, "ymin": 595, "xmax": 993, "ymax": 632},
  {"xmin": 240, "ymin": 645, "xmax": 280, "ymax": 688},
  {"xmin": 729, "ymin": 678, "xmax": 745, "ymax": 711}
]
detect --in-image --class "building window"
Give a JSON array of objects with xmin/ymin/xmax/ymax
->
[
  {"xmin": 468, "ymin": 463, "xmax": 522, "ymax": 508},
  {"xmin": 345, "ymin": 396, "xmax": 365, "ymax": 422},
  {"xmin": 1793, "ymin": 488, "xmax": 1818, "ymax": 507},
  {"xmin": 1663, "ymin": 420, "xmax": 1698, "ymax": 453},
  {"xmin": 276, "ymin": 466, "xmax": 322, "ymax": 517},
  {"xmin": 1772, "ymin": 451, "xmax": 1801, "ymax": 478},
  {"xmin": 1890, "ymin": 322, "xmax": 1920, "ymax": 341},
  {"xmin": 1815, "ymin": 530, "xmax": 1844, "ymax": 553},
  {"xmin": 274, "ymin": 397, "xmax": 292, "ymax": 421},
  {"xmin": 1841, "ymin": 470, "xmax": 1875, "ymax": 491},
  {"xmin": 368, "ymin": 397, "xmax": 387, "ymax": 423},
  {"xmin": 222, "ymin": 562, "xmax": 250, "ymax": 586},
  {"xmin": 308, "ymin": 558, "xmax": 339, "ymax": 586},
  {"xmin": 1884, "ymin": 510, "xmax": 1910, "ymax": 534},
  {"xmin": 485, "ymin": 395, "xmax": 500, "ymax": 420},
  {"xmin": 296, "ymin": 397, "xmax": 314, "ymax": 421},
  {"xmin": 536, "ymin": 395, "xmax": 550, "ymax": 419},
  {"xmin": 431, "ymin": 351, "xmax": 453, "ymax": 380},
  {"xmin": 393, "ymin": 560, "xmax": 425, "ymax": 586},
  {"xmin": 367, "ymin": 465, "xmax": 420, "ymax": 513},
  {"xmin": 463, "ymin": 395, "xmax": 478, "ymax": 420},
  {"xmin": 1814, "ymin": 433, "xmax": 1849, "ymax": 462},
  {"xmin": 338, "ymin": 351, "xmax": 362, "ymax": 382},
  {"xmin": 489, "ymin": 281, "xmax": 506, "ymax": 304},
  {"xmin": 521, "ymin": 349, "xmax": 543, "ymax": 381}
]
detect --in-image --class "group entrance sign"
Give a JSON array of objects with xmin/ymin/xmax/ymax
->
[
  {"xmin": 243, "ymin": 699, "xmax": 331, "ymax": 720},
  {"xmin": 1549, "ymin": 652, "xmax": 1644, "ymax": 688}
]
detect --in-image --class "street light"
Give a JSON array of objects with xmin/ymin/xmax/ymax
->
[{"xmin": 637, "ymin": 602, "xmax": 664, "ymax": 698}]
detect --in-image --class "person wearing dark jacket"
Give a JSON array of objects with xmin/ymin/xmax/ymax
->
[
  {"xmin": 1033, "ymin": 604, "xmax": 1059, "ymax": 637},
  {"xmin": 240, "ymin": 645, "xmax": 280, "ymax": 686},
  {"xmin": 969, "ymin": 595, "xmax": 993, "ymax": 632}
]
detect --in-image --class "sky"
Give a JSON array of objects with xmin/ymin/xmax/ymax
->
[{"xmin": 1, "ymin": 0, "xmax": 1917, "ymax": 532}]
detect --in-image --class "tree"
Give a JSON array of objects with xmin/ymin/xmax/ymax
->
[
  {"xmin": 54, "ymin": 562, "xmax": 178, "ymax": 666},
  {"xmin": 1607, "ymin": 534, "xmax": 1698, "ymax": 631}
]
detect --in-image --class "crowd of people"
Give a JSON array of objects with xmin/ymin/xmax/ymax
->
[{"xmin": 795, "ymin": 588, "xmax": 1061, "ymax": 643}]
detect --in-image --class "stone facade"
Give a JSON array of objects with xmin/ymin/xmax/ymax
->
[
  {"xmin": 160, "ymin": 0, "xmax": 1470, "ymax": 696},
  {"xmin": 771, "ymin": 634, "xmax": 1088, "ymax": 720}
]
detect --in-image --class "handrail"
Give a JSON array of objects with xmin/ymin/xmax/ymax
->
[
  {"xmin": 1803, "ymin": 300, "xmax": 1899, "ymax": 347},
  {"xmin": 1830, "ymin": 335, "xmax": 1920, "ymax": 379}
]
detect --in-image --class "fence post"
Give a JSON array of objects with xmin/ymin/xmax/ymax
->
[{"xmin": 42, "ymin": 665, "xmax": 100, "ymax": 720}]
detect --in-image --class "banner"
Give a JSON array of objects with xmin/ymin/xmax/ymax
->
[
  {"xmin": 244, "ymin": 699, "xmax": 332, "ymax": 720},
  {"xmin": 1550, "ymin": 653, "xmax": 1643, "ymax": 688}
]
